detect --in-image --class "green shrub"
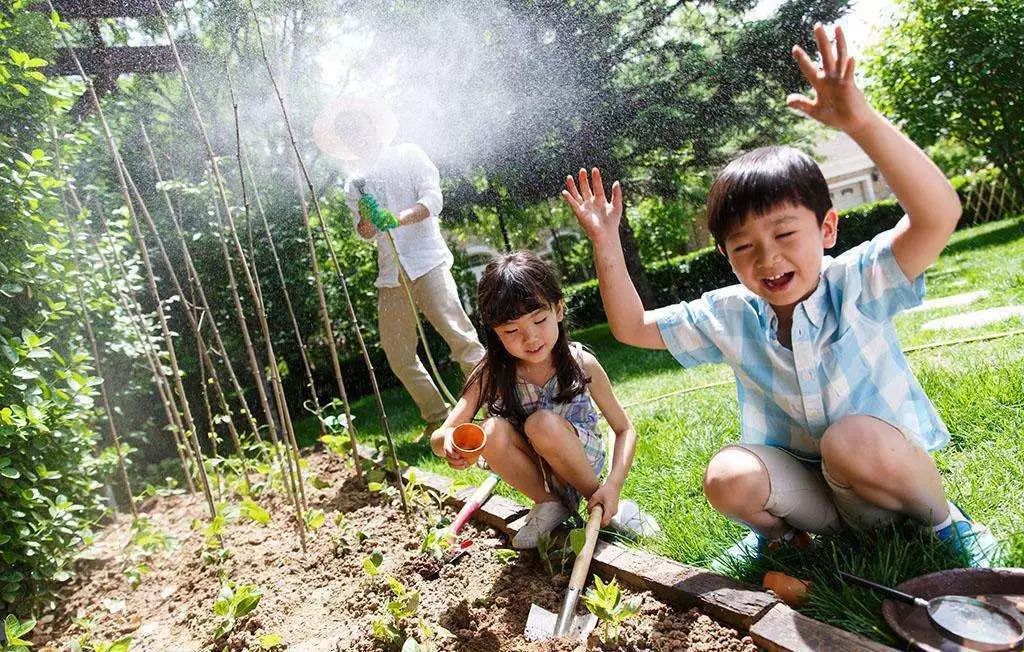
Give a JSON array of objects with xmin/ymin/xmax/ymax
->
[{"xmin": 1, "ymin": 6, "xmax": 109, "ymax": 613}]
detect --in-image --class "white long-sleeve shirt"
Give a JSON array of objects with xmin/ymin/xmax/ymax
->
[{"xmin": 345, "ymin": 143, "xmax": 453, "ymax": 288}]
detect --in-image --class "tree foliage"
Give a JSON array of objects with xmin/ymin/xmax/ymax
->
[{"xmin": 865, "ymin": 0, "xmax": 1024, "ymax": 196}]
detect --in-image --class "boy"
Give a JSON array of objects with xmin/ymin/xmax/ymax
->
[{"xmin": 561, "ymin": 25, "xmax": 999, "ymax": 567}]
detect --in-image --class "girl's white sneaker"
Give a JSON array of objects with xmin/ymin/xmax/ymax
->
[
  {"xmin": 512, "ymin": 501, "xmax": 571, "ymax": 549},
  {"xmin": 609, "ymin": 500, "xmax": 661, "ymax": 538}
]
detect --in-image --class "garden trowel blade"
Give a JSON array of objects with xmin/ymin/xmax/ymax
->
[{"xmin": 523, "ymin": 603, "xmax": 598, "ymax": 641}]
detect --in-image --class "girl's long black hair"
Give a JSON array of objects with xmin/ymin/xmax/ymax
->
[{"xmin": 464, "ymin": 251, "xmax": 589, "ymax": 431}]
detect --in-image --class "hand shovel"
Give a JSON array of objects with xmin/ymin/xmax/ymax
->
[{"xmin": 524, "ymin": 504, "xmax": 602, "ymax": 641}]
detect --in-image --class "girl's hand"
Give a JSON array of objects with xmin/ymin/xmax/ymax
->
[
  {"xmin": 440, "ymin": 428, "xmax": 471, "ymax": 471},
  {"xmin": 562, "ymin": 168, "xmax": 623, "ymax": 246},
  {"xmin": 788, "ymin": 24, "xmax": 876, "ymax": 137},
  {"xmin": 587, "ymin": 480, "xmax": 622, "ymax": 527}
]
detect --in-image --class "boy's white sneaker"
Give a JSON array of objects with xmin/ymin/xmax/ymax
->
[
  {"xmin": 512, "ymin": 501, "xmax": 571, "ymax": 549},
  {"xmin": 608, "ymin": 499, "xmax": 661, "ymax": 538}
]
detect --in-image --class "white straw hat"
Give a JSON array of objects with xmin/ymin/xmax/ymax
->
[{"xmin": 312, "ymin": 95, "xmax": 398, "ymax": 161}]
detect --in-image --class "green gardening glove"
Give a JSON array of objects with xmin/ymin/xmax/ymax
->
[{"xmin": 357, "ymin": 193, "xmax": 400, "ymax": 231}]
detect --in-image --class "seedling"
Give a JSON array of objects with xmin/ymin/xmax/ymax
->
[
  {"xmin": 493, "ymin": 548, "xmax": 519, "ymax": 565},
  {"xmin": 121, "ymin": 517, "xmax": 176, "ymax": 588},
  {"xmin": 304, "ymin": 508, "xmax": 326, "ymax": 530},
  {"xmin": 70, "ymin": 636, "xmax": 133, "ymax": 652},
  {"xmin": 240, "ymin": 497, "xmax": 270, "ymax": 526},
  {"xmin": 581, "ymin": 575, "xmax": 642, "ymax": 644},
  {"xmin": 535, "ymin": 532, "xmax": 555, "ymax": 576},
  {"xmin": 363, "ymin": 550, "xmax": 384, "ymax": 577},
  {"xmin": 258, "ymin": 632, "xmax": 284, "ymax": 649},
  {"xmin": 419, "ymin": 527, "xmax": 453, "ymax": 560},
  {"xmin": 212, "ymin": 582, "xmax": 261, "ymax": 640},
  {"xmin": 2, "ymin": 614, "xmax": 35, "ymax": 652}
]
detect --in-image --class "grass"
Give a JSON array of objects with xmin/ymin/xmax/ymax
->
[{"xmin": 296, "ymin": 215, "xmax": 1024, "ymax": 643}]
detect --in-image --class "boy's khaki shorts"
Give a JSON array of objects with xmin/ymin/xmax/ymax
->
[{"xmin": 731, "ymin": 440, "xmax": 909, "ymax": 534}]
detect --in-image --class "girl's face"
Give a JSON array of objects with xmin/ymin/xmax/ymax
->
[{"xmin": 493, "ymin": 302, "xmax": 564, "ymax": 367}]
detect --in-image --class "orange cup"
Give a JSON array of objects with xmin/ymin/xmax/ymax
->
[{"xmin": 452, "ymin": 423, "xmax": 487, "ymax": 465}]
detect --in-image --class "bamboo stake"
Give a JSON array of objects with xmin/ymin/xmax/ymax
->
[
  {"xmin": 44, "ymin": 0, "xmax": 217, "ymax": 518},
  {"xmin": 242, "ymin": 0, "xmax": 407, "ymax": 514},
  {"xmin": 138, "ymin": 126, "xmax": 272, "ymax": 462},
  {"xmin": 291, "ymin": 161, "xmax": 364, "ymax": 481},
  {"xmin": 242, "ymin": 148, "xmax": 328, "ymax": 445},
  {"xmin": 227, "ymin": 85, "xmax": 307, "ymax": 513},
  {"xmin": 116, "ymin": 148, "xmax": 253, "ymax": 492},
  {"xmin": 203, "ymin": 178, "xmax": 297, "ymax": 507},
  {"xmin": 150, "ymin": 2, "xmax": 307, "ymax": 541},
  {"xmin": 65, "ymin": 184, "xmax": 197, "ymax": 494},
  {"xmin": 62, "ymin": 201, "xmax": 138, "ymax": 518},
  {"xmin": 195, "ymin": 327, "xmax": 222, "ymax": 500}
]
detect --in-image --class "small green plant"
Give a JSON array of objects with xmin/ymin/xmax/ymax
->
[
  {"xmin": 492, "ymin": 548, "xmax": 519, "ymax": 565},
  {"xmin": 122, "ymin": 517, "xmax": 177, "ymax": 588},
  {"xmin": 258, "ymin": 632, "xmax": 284, "ymax": 649},
  {"xmin": 581, "ymin": 575, "xmax": 642, "ymax": 644},
  {"xmin": 419, "ymin": 527, "xmax": 452, "ymax": 560},
  {"xmin": 362, "ymin": 550, "xmax": 384, "ymax": 577},
  {"xmin": 240, "ymin": 497, "xmax": 270, "ymax": 526},
  {"xmin": 304, "ymin": 508, "xmax": 325, "ymax": 531},
  {"xmin": 319, "ymin": 434, "xmax": 350, "ymax": 457},
  {"xmin": 535, "ymin": 532, "xmax": 555, "ymax": 576},
  {"xmin": 2, "ymin": 615, "xmax": 35, "ymax": 652},
  {"xmin": 212, "ymin": 582, "xmax": 262, "ymax": 640},
  {"xmin": 69, "ymin": 636, "xmax": 133, "ymax": 652}
]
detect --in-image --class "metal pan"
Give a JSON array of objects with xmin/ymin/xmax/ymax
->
[{"xmin": 840, "ymin": 571, "xmax": 1024, "ymax": 651}]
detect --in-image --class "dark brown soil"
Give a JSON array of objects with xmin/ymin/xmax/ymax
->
[{"xmin": 35, "ymin": 452, "xmax": 757, "ymax": 651}]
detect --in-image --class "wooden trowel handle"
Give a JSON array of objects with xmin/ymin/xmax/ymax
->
[{"xmin": 568, "ymin": 505, "xmax": 604, "ymax": 591}]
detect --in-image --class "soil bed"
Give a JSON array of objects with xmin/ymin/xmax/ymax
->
[{"xmin": 36, "ymin": 452, "xmax": 757, "ymax": 651}]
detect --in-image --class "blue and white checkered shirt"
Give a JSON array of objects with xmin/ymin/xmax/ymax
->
[{"xmin": 655, "ymin": 228, "xmax": 950, "ymax": 459}]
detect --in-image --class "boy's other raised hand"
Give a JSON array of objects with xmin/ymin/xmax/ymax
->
[
  {"xmin": 562, "ymin": 168, "xmax": 623, "ymax": 245},
  {"xmin": 788, "ymin": 24, "xmax": 875, "ymax": 136}
]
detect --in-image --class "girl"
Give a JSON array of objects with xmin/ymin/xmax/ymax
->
[{"xmin": 430, "ymin": 251, "xmax": 658, "ymax": 548}]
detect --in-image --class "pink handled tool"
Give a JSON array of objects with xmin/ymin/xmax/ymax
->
[{"xmin": 451, "ymin": 473, "xmax": 500, "ymax": 535}]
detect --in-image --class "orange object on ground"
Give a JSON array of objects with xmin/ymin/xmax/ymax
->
[
  {"xmin": 452, "ymin": 423, "xmax": 486, "ymax": 465},
  {"xmin": 763, "ymin": 571, "xmax": 812, "ymax": 607}
]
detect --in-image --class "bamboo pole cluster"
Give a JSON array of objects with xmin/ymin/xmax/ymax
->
[{"xmin": 45, "ymin": 0, "xmax": 433, "ymax": 545}]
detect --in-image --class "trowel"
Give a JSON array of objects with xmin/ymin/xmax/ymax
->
[{"xmin": 524, "ymin": 504, "xmax": 602, "ymax": 641}]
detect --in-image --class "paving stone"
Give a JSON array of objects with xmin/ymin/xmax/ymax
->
[{"xmin": 750, "ymin": 604, "xmax": 897, "ymax": 652}]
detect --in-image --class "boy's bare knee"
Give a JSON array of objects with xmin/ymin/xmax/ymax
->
[
  {"xmin": 821, "ymin": 416, "xmax": 902, "ymax": 484},
  {"xmin": 703, "ymin": 447, "xmax": 770, "ymax": 515}
]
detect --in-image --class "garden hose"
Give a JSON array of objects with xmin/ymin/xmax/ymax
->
[{"xmin": 355, "ymin": 182, "xmax": 458, "ymax": 407}]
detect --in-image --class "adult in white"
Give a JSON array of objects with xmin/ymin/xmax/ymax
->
[{"xmin": 314, "ymin": 97, "xmax": 485, "ymax": 435}]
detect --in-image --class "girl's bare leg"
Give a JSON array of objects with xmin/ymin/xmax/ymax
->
[
  {"xmin": 523, "ymin": 409, "xmax": 600, "ymax": 499},
  {"xmin": 481, "ymin": 416, "xmax": 557, "ymax": 503}
]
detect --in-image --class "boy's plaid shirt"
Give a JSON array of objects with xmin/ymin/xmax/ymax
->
[{"xmin": 655, "ymin": 227, "xmax": 950, "ymax": 460}]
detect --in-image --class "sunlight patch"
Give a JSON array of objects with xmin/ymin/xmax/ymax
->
[
  {"xmin": 921, "ymin": 306, "xmax": 1024, "ymax": 331},
  {"xmin": 907, "ymin": 290, "xmax": 989, "ymax": 314}
]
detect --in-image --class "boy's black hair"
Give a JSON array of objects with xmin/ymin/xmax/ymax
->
[
  {"xmin": 464, "ymin": 251, "xmax": 588, "ymax": 431},
  {"xmin": 707, "ymin": 146, "xmax": 833, "ymax": 248}
]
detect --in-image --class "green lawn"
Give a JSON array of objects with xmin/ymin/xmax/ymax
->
[{"xmin": 296, "ymin": 216, "xmax": 1024, "ymax": 643}]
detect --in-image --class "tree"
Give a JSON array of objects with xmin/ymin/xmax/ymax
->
[{"xmin": 865, "ymin": 0, "xmax": 1024, "ymax": 197}]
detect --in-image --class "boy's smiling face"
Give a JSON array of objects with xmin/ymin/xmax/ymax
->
[{"xmin": 722, "ymin": 202, "xmax": 838, "ymax": 314}]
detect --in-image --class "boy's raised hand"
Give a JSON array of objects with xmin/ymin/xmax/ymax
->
[
  {"xmin": 562, "ymin": 168, "xmax": 623, "ymax": 244},
  {"xmin": 788, "ymin": 24, "xmax": 874, "ymax": 136}
]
